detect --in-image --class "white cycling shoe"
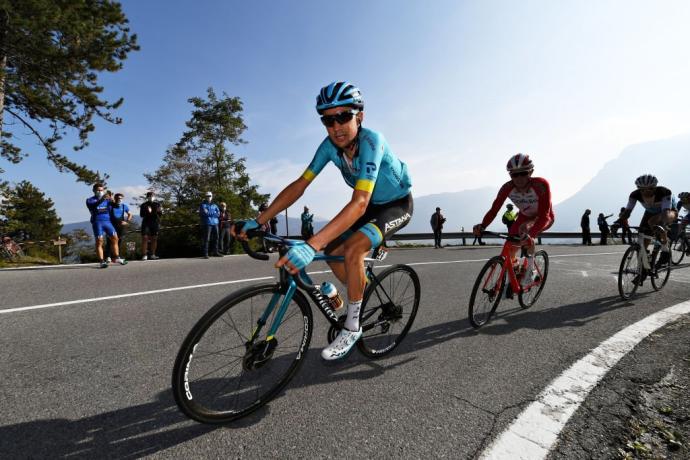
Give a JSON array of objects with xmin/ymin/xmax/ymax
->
[{"xmin": 321, "ymin": 327, "xmax": 362, "ymax": 361}]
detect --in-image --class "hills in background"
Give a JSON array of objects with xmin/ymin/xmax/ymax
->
[
  {"xmin": 404, "ymin": 134, "xmax": 688, "ymax": 233},
  {"xmin": 552, "ymin": 134, "xmax": 688, "ymax": 230},
  {"xmin": 62, "ymin": 134, "xmax": 688, "ymax": 236}
]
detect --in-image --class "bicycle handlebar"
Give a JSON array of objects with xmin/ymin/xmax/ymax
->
[
  {"xmin": 233, "ymin": 224, "xmax": 319, "ymax": 290},
  {"xmin": 233, "ymin": 223, "xmax": 270, "ymax": 261}
]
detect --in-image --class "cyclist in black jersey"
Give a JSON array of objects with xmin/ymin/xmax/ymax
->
[{"xmin": 621, "ymin": 174, "xmax": 674, "ymax": 269}]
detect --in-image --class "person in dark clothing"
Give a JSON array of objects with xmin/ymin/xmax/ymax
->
[
  {"xmin": 581, "ymin": 209, "xmax": 592, "ymax": 245},
  {"xmin": 219, "ymin": 202, "xmax": 234, "ymax": 254},
  {"xmin": 598, "ymin": 212, "xmax": 613, "ymax": 245},
  {"xmin": 301, "ymin": 206, "xmax": 314, "ymax": 240},
  {"xmin": 430, "ymin": 207, "xmax": 446, "ymax": 248},
  {"xmin": 140, "ymin": 191, "xmax": 162, "ymax": 260},
  {"xmin": 611, "ymin": 206, "xmax": 632, "ymax": 244}
]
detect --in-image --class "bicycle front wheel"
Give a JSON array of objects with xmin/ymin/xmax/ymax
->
[
  {"xmin": 518, "ymin": 250, "xmax": 549, "ymax": 309},
  {"xmin": 468, "ymin": 256, "xmax": 505, "ymax": 329},
  {"xmin": 670, "ymin": 238, "xmax": 686, "ymax": 265},
  {"xmin": 172, "ymin": 283, "xmax": 313, "ymax": 424},
  {"xmin": 618, "ymin": 245, "xmax": 640, "ymax": 300},
  {"xmin": 357, "ymin": 264, "xmax": 421, "ymax": 358},
  {"xmin": 651, "ymin": 249, "xmax": 671, "ymax": 291}
]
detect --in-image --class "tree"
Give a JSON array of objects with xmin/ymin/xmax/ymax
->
[
  {"xmin": 0, "ymin": 180, "xmax": 62, "ymax": 243},
  {"xmin": 145, "ymin": 88, "xmax": 268, "ymax": 256},
  {"xmin": 0, "ymin": 0, "xmax": 139, "ymax": 183}
]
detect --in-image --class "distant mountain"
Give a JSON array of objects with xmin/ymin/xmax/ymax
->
[
  {"xmin": 553, "ymin": 134, "xmax": 689, "ymax": 230},
  {"xmin": 400, "ymin": 134, "xmax": 688, "ymax": 235},
  {"xmin": 404, "ymin": 187, "xmax": 500, "ymax": 233}
]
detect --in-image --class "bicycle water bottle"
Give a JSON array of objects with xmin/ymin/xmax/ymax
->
[{"xmin": 320, "ymin": 282, "xmax": 344, "ymax": 311}]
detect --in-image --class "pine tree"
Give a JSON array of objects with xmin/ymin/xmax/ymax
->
[
  {"xmin": 0, "ymin": 0, "xmax": 139, "ymax": 183},
  {"xmin": 144, "ymin": 88, "xmax": 268, "ymax": 256},
  {"xmin": 0, "ymin": 180, "xmax": 62, "ymax": 245}
]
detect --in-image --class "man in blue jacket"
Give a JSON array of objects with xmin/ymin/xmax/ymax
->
[{"xmin": 200, "ymin": 191, "xmax": 222, "ymax": 258}]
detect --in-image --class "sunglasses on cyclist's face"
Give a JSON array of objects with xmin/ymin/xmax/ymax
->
[
  {"xmin": 510, "ymin": 171, "xmax": 530, "ymax": 178},
  {"xmin": 320, "ymin": 110, "xmax": 359, "ymax": 128},
  {"xmin": 639, "ymin": 187, "xmax": 655, "ymax": 194}
]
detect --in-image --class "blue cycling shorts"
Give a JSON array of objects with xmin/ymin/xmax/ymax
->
[{"xmin": 92, "ymin": 220, "xmax": 117, "ymax": 238}]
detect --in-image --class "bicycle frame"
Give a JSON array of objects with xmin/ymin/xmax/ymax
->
[
  {"xmin": 246, "ymin": 235, "xmax": 386, "ymax": 345},
  {"xmin": 497, "ymin": 240, "xmax": 542, "ymax": 293},
  {"xmin": 631, "ymin": 227, "xmax": 668, "ymax": 271}
]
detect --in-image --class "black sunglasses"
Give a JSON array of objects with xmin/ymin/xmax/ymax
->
[
  {"xmin": 320, "ymin": 110, "xmax": 359, "ymax": 127},
  {"xmin": 510, "ymin": 171, "xmax": 530, "ymax": 178}
]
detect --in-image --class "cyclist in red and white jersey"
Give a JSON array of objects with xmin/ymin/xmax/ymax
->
[{"xmin": 473, "ymin": 154, "xmax": 554, "ymax": 287}]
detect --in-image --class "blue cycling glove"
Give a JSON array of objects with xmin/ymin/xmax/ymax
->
[
  {"xmin": 240, "ymin": 219, "xmax": 261, "ymax": 234},
  {"xmin": 285, "ymin": 242, "xmax": 317, "ymax": 271}
]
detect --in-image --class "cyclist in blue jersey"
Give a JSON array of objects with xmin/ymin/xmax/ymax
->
[
  {"xmin": 86, "ymin": 183, "xmax": 125, "ymax": 268},
  {"xmin": 236, "ymin": 82, "xmax": 413, "ymax": 360}
]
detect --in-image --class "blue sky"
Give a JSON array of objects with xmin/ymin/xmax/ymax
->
[{"xmin": 3, "ymin": 0, "xmax": 690, "ymax": 223}]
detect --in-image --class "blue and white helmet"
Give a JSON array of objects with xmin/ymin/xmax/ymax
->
[
  {"xmin": 316, "ymin": 82, "xmax": 364, "ymax": 114},
  {"xmin": 635, "ymin": 174, "xmax": 658, "ymax": 188}
]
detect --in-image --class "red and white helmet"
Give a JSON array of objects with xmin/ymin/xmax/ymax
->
[{"xmin": 506, "ymin": 153, "xmax": 534, "ymax": 173}]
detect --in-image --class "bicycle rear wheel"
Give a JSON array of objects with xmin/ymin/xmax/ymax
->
[
  {"xmin": 357, "ymin": 264, "xmax": 421, "ymax": 358},
  {"xmin": 468, "ymin": 256, "xmax": 505, "ymax": 329},
  {"xmin": 618, "ymin": 245, "xmax": 640, "ymax": 300},
  {"xmin": 670, "ymin": 238, "xmax": 686, "ymax": 265},
  {"xmin": 172, "ymin": 283, "xmax": 313, "ymax": 424},
  {"xmin": 518, "ymin": 250, "xmax": 549, "ymax": 309},
  {"xmin": 651, "ymin": 249, "xmax": 671, "ymax": 291}
]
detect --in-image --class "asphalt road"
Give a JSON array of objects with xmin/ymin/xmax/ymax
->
[{"xmin": 1, "ymin": 245, "xmax": 689, "ymax": 459}]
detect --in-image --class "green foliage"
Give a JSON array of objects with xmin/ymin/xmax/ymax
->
[
  {"xmin": 0, "ymin": 0, "xmax": 139, "ymax": 183},
  {"xmin": 0, "ymin": 180, "xmax": 61, "ymax": 245},
  {"xmin": 145, "ymin": 87, "xmax": 268, "ymax": 255}
]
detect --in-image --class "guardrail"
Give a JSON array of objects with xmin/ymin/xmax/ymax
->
[{"xmin": 285, "ymin": 231, "xmax": 617, "ymax": 245}]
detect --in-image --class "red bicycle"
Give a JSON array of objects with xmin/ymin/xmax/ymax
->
[{"xmin": 468, "ymin": 231, "xmax": 549, "ymax": 328}]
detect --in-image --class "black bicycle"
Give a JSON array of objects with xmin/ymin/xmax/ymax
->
[
  {"xmin": 171, "ymin": 229, "xmax": 421, "ymax": 424},
  {"xmin": 618, "ymin": 226, "xmax": 671, "ymax": 300}
]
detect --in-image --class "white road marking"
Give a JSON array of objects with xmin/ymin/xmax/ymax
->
[
  {"xmin": 0, "ymin": 250, "xmax": 626, "ymax": 315},
  {"xmin": 0, "ymin": 276, "xmax": 273, "ymax": 314},
  {"xmin": 580, "ymin": 271, "xmax": 589, "ymax": 277},
  {"xmin": 480, "ymin": 299, "xmax": 690, "ymax": 460}
]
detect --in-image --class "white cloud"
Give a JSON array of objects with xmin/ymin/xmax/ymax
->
[{"xmin": 113, "ymin": 184, "xmax": 151, "ymax": 202}]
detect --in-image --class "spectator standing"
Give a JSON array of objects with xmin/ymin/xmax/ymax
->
[
  {"xmin": 140, "ymin": 191, "xmax": 162, "ymax": 260},
  {"xmin": 617, "ymin": 207, "xmax": 632, "ymax": 244},
  {"xmin": 502, "ymin": 203, "xmax": 517, "ymax": 232},
  {"xmin": 430, "ymin": 207, "xmax": 446, "ymax": 248},
  {"xmin": 581, "ymin": 209, "xmax": 592, "ymax": 245},
  {"xmin": 105, "ymin": 193, "xmax": 132, "ymax": 260},
  {"xmin": 86, "ymin": 183, "xmax": 125, "ymax": 268},
  {"xmin": 598, "ymin": 212, "xmax": 613, "ymax": 245},
  {"xmin": 258, "ymin": 203, "xmax": 279, "ymax": 234},
  {"xmin": 301, "ymin": 206, "xmax": 314, "ymax": 240},
  {"xmin": 269, "ymin": 215, "xmax": 279, "ymax": 235},
  {"xmin": 219, "ymin": 202, "xmax": 234, "ymax": 254},
  {"xmin": 200, "ymin": 191, "xmax": 222, "ymax": 258}
]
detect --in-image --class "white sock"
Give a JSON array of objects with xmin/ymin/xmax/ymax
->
[
  {"xmin": 344, "ymin": 300, "xmax": 362, "ymax": 332},
  {"xmin": 525, "ymin": 256, "xmax": 535, "ymax": 271}
]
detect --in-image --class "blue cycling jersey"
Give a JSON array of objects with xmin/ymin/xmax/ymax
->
[
  {"xmin": 301, "ymin": 127, "xmax": 412, "ymax": 205},
  {"xmin": 86, "ymin": 196, "xmax": 111, "ymax": 223},
  {"xmin": 110, "ymin": 203, "xmax": 130, "ymax": 221}
]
